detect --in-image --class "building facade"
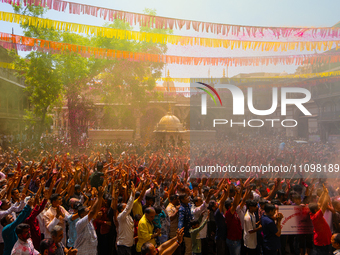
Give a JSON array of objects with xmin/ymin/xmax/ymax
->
[{"xmin": 0, "ymin": 46, "xmax": 28, "ymax": 139}]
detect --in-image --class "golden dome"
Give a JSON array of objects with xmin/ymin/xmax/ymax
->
[{"xmin": 155, "ymin": 112, "xmax": 184, "ymax": 132}]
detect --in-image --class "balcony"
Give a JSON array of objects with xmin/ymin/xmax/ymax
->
[{"xmin": 0, "ymin": 107, "xmax": 25, "ymax": 120}]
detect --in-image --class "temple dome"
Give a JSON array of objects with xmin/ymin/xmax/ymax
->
[{"xmin": 155, "ymin": 112, "xmax": 184, "ymax": 132}]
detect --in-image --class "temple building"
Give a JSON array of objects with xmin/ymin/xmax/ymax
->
[{"xmin": 154, "ymin": 110, "xmax": 186, "ymax": 147}]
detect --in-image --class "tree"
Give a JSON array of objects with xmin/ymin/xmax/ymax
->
[
  {"xmin": 12, "ymin": 5, "xmax": 101, "ymax": 146},
  {"xmin": 11, "ymin": 5, "xmax": 170, "ymax": 145},
  {"xmin": 53, "ymin": 35, "xmax": 102, "ymax": 146},
  {"xmin": 12, "ymin": 51, "xmax": 63, "ymax": 139},
  {"xmin": 11, "ymin": 5, "xmax": 62, "ymax": 140},
  {"xmin": 92, "ymin": 9, "xmax": 171, "ymax": 131}
]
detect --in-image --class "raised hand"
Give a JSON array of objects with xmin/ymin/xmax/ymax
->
[
  {"xmin": 27, "ymin": 197, "xmax": 34, "ymax": 207},
  {"xmin": 176, "ymin": 227, "xmax": 184, "ymax": 244},
  {"xmin": 276, "ymin": 212, "xmax": 284, "ymax": 221},
  {"xmin": 91, "ymin": 187, "xmax": 98, "ymax": 198},
  {"xmin": 208, "ymin": 189, "xmax": 215, "ymax": 197},
  {"xmin": 98, "ymin": 186, "xmax": 104, "ymax": 197},
  {"xmin": 66, "ymin": 248, "xmax": 78, "ymax": 255},
  {"xmin": 153, "ymin": 180, "xmax": 159, "ymax": 189},
  {"xmin": 43, "ymin": 189, "xmax": 50, "ymax": 200},
  {"xmin": 20, "ymin": 192, "xmax": 27, "ymax": 201},
  {"xmin": 322, "ymin": 184, "xmax": 329, "ymax": 194},
  {"xmin": 56, "ymin": 206, "xmax": 62, "ymax": 218},
  {"xmin": 131, "ymin": 182, "xmax": 136, "ymax": 195}
]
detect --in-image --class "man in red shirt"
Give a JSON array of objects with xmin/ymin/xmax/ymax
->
[
  {"xmin": 225, "ymin": 186, "xmax": 243, "ymax": 255},
  {"xmin": 309, "ymin": 185, "xmax": 332, "ymax": 255},
  {"xmin": 24, "ymin": 180, "xmax": 53, "ymax": 250}
]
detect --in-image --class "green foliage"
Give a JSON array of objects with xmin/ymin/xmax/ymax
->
[
  {"xmin": 10, "ymin": 4, "xmax": 63, "ymax": 137},
  {"xmin": 10, "ymin": 50, "xmax": 63, "ymax": 136},
  {"xmin": 13, "ymin": 4, "xmax": 61, "ymax": 41},
  {"xmin": 11, "ymin": 5, "xmax": 169, "ymax": 144},
  {"xmin": 92, "ymin": 9, "xmax": 170, "ymax": 114}
]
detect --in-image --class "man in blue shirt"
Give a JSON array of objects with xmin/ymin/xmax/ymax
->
[
  {"xmin": 66, "ymin": 201, "xmax": 81, "ymax": 248},
  {"xmin": 261, "ymin": 204, "xmax": 283, "ymax": 255},
  {"xmin": 1, "ymin": 196, "xmax": 33, "ymax": 255},
  {"xmin": 178, "ymin": 194, "xmax": 193, "ymax": 255}
]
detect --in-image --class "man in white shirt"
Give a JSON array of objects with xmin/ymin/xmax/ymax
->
[
  {"xmin": 243, "ymin": 200, "xmax": 262, "ymax": 255},
  {"xmin": 74, "ymin": 186, "xmax": 103, "ymax": 255},
  {"xmin": 323, "ymin": 209, "xmax": 333, "ymax": 233},
  {"xmin": 191, "ymin": 190, "xmax": 214, "ymax": 255},
  {"xmin": 11, "ymin": 223, "xmax": 39, "ymax": 255},
  {"xmin": 43, "ymin": 193, "xmax": 69, "ymax": 245},
  {"xmin": 116, "ymin": 183, "xmax": 136, "ymax": 255},
  {"xmin": 166, "ymin": 195, "xmax": 180, "ymax": 239}
]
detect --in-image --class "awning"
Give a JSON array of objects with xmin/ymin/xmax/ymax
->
[{"xmin": 0, "ymin": 74, "xmax": 25, "ymax": 88}]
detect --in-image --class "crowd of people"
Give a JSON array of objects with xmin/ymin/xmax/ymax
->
[{"xmin": 0, "ymin": 136, "xmax": 340, "ymax": 255}]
